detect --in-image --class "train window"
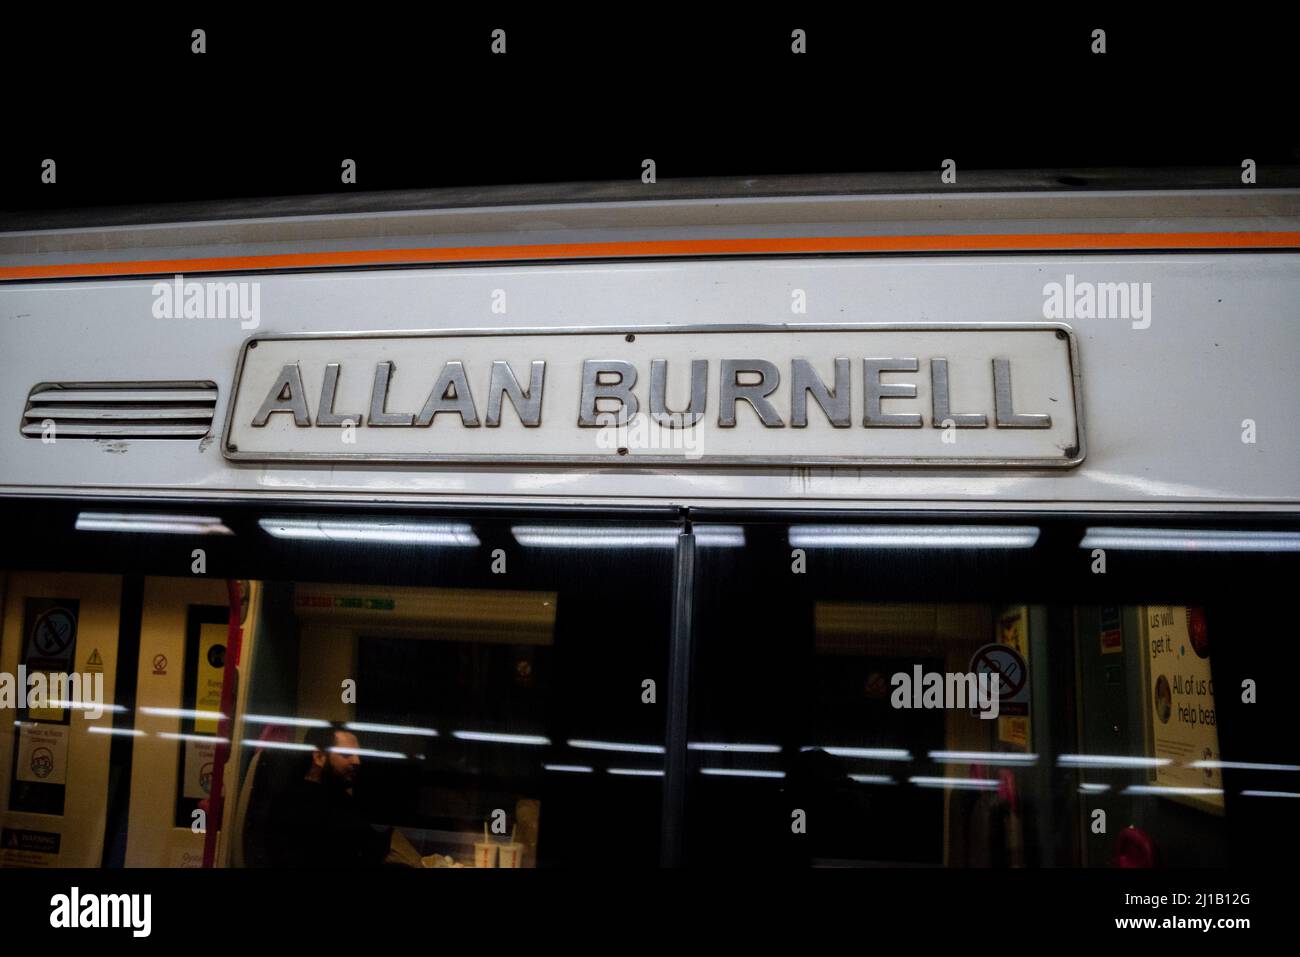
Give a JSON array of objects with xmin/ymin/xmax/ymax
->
[
  {"xmin": 0, "ymin": 513, "xmax": 679, "ymax": 868},
  {"xmin": 682, "ymin": 520, "xmax": 1300, "ymax": 867},
  {"xmin": 233, "ymin": 573, "xmax": 665, "ymax": 869},
  {"xmin": 3, "ymin": 509, "xmax": 1297, "ymax": 869},
  {"xmin": 226, "ymin": 519, "xmax": 677, "ymax": 868}
]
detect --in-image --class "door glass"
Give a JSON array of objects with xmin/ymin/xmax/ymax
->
[
  {"xmin": 2, "ymin": 513, "xmax": 678, "ymax": 869},
  {"xmin": 231, "ymin": 517, "xmax": 677, "ymax": 868},
  {"xmin": 684, "ymin": 521, "xmax": 1299, "ymax": 867}
]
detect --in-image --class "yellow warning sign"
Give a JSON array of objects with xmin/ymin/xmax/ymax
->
[{"xmin": 195, "ymin": 624, "xmax": 226, "ymax": 735}]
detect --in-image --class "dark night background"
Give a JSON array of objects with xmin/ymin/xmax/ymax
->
[{"xmin": 1, "ymin": 14, "xmax": 1296, "ymax": 215}]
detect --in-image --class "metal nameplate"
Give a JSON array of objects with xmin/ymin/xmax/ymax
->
[{"xmin": 222, "ymin": 324, "xmax": 1085, "ymax": 468}]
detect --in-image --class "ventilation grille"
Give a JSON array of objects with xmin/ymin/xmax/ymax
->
[{"xmin": 22, "ymin": 382, "xmax": 218, "ymax": 439}]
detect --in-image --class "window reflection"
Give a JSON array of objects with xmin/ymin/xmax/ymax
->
[
  {"xmin": 2, "ymin": 513, "xmax": 1295, "ymax": 870},
  {"xmin": 686, "ymin": 583, "xmax": 1263, "ymax": 867},
  {"xmin": 234, "ymin": 560, "xmax": 670, "ymax": 868}
]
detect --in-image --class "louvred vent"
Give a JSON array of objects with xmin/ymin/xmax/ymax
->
[{"xmin": 21, "ymin": 382, "xmax": 218, "ymax": 439}]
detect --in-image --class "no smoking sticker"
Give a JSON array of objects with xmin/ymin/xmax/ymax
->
[
  {"xmin": 30, "ymin": 608, "xmax": 76, "ymax": 659},
  {"xmin": 969, "ymin": 643, "xmax": 1029, "ymax": 716}
]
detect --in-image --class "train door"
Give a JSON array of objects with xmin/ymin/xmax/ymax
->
[
  {"xmin": 219, "ymin": 514, "xmax": 679, "ymax": 868},
  {"xmin": 680, "ymin": 516, "xmax": 1300, "ymax": 868}
]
